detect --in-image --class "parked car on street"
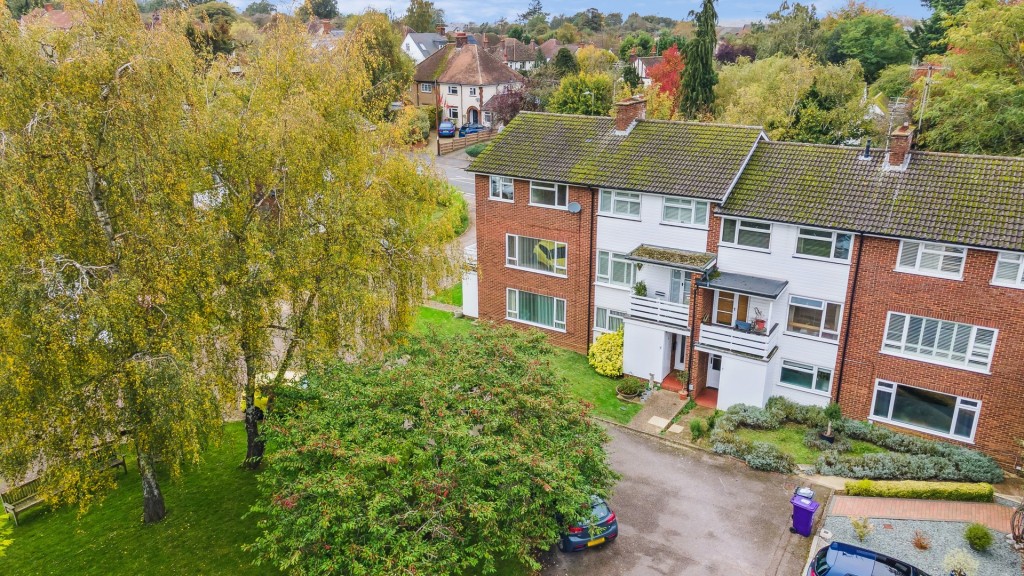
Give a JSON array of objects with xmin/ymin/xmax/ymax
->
[
  {"xmin": 459, "ymin": 122, "xmax": 487, "ymax": 137},
  {"xmin": 557, "ymin": 496, "xmax": 618, "ymax": 552},
  {"xmin": 437, "ymin": 120, "xmax": 456, "ymax": 138},
  {"xmin": 808, "ymin": 542, "xmax": 931, "ymax": 576}
]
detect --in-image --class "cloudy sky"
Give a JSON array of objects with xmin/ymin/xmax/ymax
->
[{"xmin": 253, "ymin": 0, "xmax": 931, "ymax": 27}]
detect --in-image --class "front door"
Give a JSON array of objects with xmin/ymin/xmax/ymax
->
[
  {"xmin": 672, "ymin": 334, "xmax": 687, "ymax": 370},
  {"xmin": 706, "ymin": 354, "xmax": 722, "ymax": 389},
  {"xmin": 468, "ymin": 108, "xmax": 479, "ymax": 124}
]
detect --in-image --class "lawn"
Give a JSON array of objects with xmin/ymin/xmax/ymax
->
[
  {"xmin": 432, "ymin": 282, "xmax": 463, "ymax": 307},
  {"xmin": 0, "ymin": 422, "xmax": 276, "ymax": 575},
  {"xmin": 734, "ymin": 423, "xmax": 888, "ymax": 465}
]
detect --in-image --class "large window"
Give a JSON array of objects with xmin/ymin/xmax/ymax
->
[
  {"xmin": 871, "ymin": 380, "xmax": 980, "ymax": 441},
  {"xmin": 897, "ymin": 240, "xmax": 965, "ymax": 279},
  {"xmin": 489, "ymin": 176, "xmax": 513, "ymax": 201},
  {"xmin": 883, "ymin": 312, "xmax": 996, "ymax": 371},
  {"xmin": 506, "ymin": 289, "xmax": 566, "ymax": 331},
  {"xmin": 506, "ymin": 234, "xmax": 567, "ymax": 276},
  {"xmin": 596, "ymin": 250, "xmax": 635, "ymax": 287},
  {"xmin": 993, "ymin": 252, "xmax": 1024, "ymax": 288},
  {"xmin": 595, "ymin": 307, "xmax": 625, "ymax": 333},
  {"xmin": 721, "ymin": 218, "xmax": 771, "ymax": 250},
  {"xmin": 786, "ymin": 296, "xmax": 841, "ymax": 341},
  {"xmin": 419, "ymin": 83, "xmax": 433, "ymax": 93},
  {"xmin": 447, "ymin": 107, "xmax": 458, "ymax": 119},
  {"xmin": 796, "ymin": 228, "xmax": 852, "ymax": 261},
  {"xmin": 599, "ymin": 190, "xmax": 641, "ymax": 218},
  {"xmin": 529, "ymin": 181, "xmax": 568, "ymax": 208},
  {"xmin": 662, "ymin": 197, "xmax": 709, "ymax": 227},
  {"xmin": 779, "ymin": 360, "xmax": 832, "ymax": 394}
]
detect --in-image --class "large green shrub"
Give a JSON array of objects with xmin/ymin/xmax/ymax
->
[
  {"xmin": 964, "ymin": 523, "xmax": 993, "ymax": 551},
  {"xmin": 465, "ymin": 143, "xmax": 489, "ymax": 157},
  {"xmin": 845, "ymin": 479, "xmax": 994, "ymax": 503},
  {"xmin": 588, "ymin": 329, "xmax": 623, "ymax": 377},
  {"xmin": 744, "ymin": 442, "xmax": 796, "ymax": 473}
]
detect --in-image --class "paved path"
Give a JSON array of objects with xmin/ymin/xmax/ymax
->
[
  {"xmin": 423, "ymin": 300, "xmax": 461, "ymax": 314},
  {"xmin": 626, "ymin": 389, "xmax": 685, "ymax": 435},
  {"xmin": 829, "ymin": 495, "xmax": 1014, "ymax": 532}
]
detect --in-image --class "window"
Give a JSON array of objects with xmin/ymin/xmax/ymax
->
[
  {"xmin": 489, "ymin": 176, "xmax": 513, "ymax": 201},
  {"xmin": 896, "ymin": 241, "xmax": 965, "ymax": 278},
  {"xmin": 786, "ymin": 296, "xmax": 841, "ymax": 340},
  {"xmin": 469, "ymin": 87, "xmax": 477, "ymax": 96},
  {"xmin": 779, "ymin": 360, "xmax": 832, "ymax": 394},
  {"xmin": 447, "ymin": 107, "xmax": 458, "ymax": 119},
  {"xmin": 506, "ymin": 234, "xmax": 567, "ymax": 276},
  {"xmin": 993, "ymin": 252, "xmax": 1024, "ymax": 287},
  {"xmin": 419, "ymin": 83, "xmax": 433, "ymax": 93},
  {"xmin": 721, "ymin": 218, "xmax": 771, "ymax": 250},
  {"xmin": 596, "ymin": 250, "xmax": 635, "ymax": 287},
  {"xmin": 871, "ymin": 380, "xmax": 980, "ymax": 441},
  {"xmin": 506, "ymin": 288, "xmax": 566, "ymax": 331},
  {"xmin": 599, "ymin": 190, "xmax": 641, "ymax": 218},
  {"xmin": 483, "ymin": 111, "xmax": 493, "ymax": 124},
  {"xmin": 447, "ymin": 85, "xmax": 458, "ymax": 95},
  {"xmin": 661, "ymin": 197, "xmax": 709, "ymax": 227},
  {"xmin": 529, "ymin": 181, "xmax": 568, "ymax": 208},
  {"xmin": 796, "ymin": 228, "xmax": 852, "ymax": 261},
  {"xmin": 670, "ymin": 269, "xmax": 692, "ymax": 305},
  {"xmin": 595, "ymin": 307, "xmax": 625, "ymax": 333},
  {"xmin": 883, "ymin": 312, "xmax": 996, "ymax": 371}
]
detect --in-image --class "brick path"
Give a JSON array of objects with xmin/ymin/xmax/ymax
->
[{"xmin": 830, "ymin": 495, "xmax": 1015, "ymax": 532}]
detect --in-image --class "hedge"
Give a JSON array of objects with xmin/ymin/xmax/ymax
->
[
  {"xmin": 845, "ymin": 479, "xmax": 994, "ymax": 502},
  {"xmin": 465, "ymin": 143, "xmax": 489, "ymax": 157}
]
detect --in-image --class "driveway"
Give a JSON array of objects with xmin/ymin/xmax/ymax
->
[
  {"xmin": 540, "ymin": 426, "xmax": 816, "ymax": 576},
  {"xmin": 431, "ymin": 152, "xmax": 476, "ymax": 251}
]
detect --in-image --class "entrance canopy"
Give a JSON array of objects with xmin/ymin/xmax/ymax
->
[{"xmin": 626, "ymin": 244, "xmax": 717, "ymax": 273}]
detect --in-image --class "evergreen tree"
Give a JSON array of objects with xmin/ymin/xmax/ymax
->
[
  {"xmin": 517, "ymin": 0, "xmax": 545, "ymax": 24},
  {"xmin": 622, "ymin": 65, "xmax": 642, "ymax": 89},
  {"xmin": 680, "ymin": 0, "xmax": 718, "ymax": 118},
  {"xmin": 552, "ymin": 46, "xmax": 579, "ymax": 77}
]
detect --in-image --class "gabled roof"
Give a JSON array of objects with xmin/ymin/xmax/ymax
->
[
  {"xmin": 20, "ymin": 6, "xmax": 79, "ymax": 30},
  {"xmin": 467, "ymin": 112, "xmax": 764, "ymax": 201},
  {"xmin": 414, "ymin": 44, "xmax": 525, "ymax": 85},
  {"xmin": 721, "ymin": 141, "xmax": 1024, "ymax": 251},
  {"xmin": 637, "ymin": 56, "xmax": 663, "ymax": 69},
  {"xmin": 488, "ymin": 38, "xmax": 537, "ymax": 63},
  {"xmin": 406, "ymin": 32, "xmax": 448, "ymax": 57},
  {"xmin": 538, "ymin": 38, "xmax": 578, "ymax": 60}
]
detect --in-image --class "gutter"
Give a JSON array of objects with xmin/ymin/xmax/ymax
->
[{"xmin": 834, "ymin": 233, "xmax": 865, "ymax": 404}]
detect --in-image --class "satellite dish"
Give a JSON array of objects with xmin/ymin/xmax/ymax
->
[{"xmin": 567, "ymin": 202, "xmax": 582, "ymax": 214}]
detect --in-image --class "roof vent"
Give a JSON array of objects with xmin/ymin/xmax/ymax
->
[{"xmin": 859, "ymin": 139, "xmax": 872, "ymax": 160}]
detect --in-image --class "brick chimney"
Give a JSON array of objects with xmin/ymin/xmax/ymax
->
[
  {"xmin": 320, "ymin": 19, "xmax": 331, "ymax": 35},
  {"xmin": 436, "ymin": 23, "xmax": 446, "ymax": 36},
  {"xmin": 614, "ymin": 96, "xmax": 646, "ymax": 133},
  {"xmin": 482, "ymin": 35, "xmax": 489, "ymax": 48},
  {"xmin": 43, "ymin": 2, "xmax": 54, "ymax": 11},
  {"xmin": 455, "ymin": 32, "xmax": 468, "ymax": 48},
  {"xmin": 887, "ymin": 122, "xmax": 914, "ymax": 169}
]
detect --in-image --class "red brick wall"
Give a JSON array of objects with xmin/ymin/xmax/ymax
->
[
  {"xmin": 838, "ymin": 236, "xmax": 1024, "ymax": 468},
  {"xmin": 474, "ymin": 174, "xmax": 596, "ymax": 353}
]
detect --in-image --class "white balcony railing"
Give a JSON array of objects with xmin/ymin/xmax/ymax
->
[
  {"xmin": 698, "ymin": 322, "xmax": 779, "ymax": 359},
  {"xmin": 629, "ymin": 295, "xmax": 689, "ymax": 330}
]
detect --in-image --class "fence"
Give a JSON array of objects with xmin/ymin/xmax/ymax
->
[{"xmin": 437, "ymin": 130, "xmax": 496, "ymax": 155}]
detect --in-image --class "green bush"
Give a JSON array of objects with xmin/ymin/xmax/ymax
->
[
  {"xmin": 588, "ymin": 329, "xmax": 623, "ymax": 377},
  {"xmin": 616, "ymin": 378, "xmax": 645, "ymax": 396},
  {"xmin": 690, "ymin": 418, "xmax": 708, "ymax": 441},
  {"xmin": 964, "ymin": 523, "xmax": 993, "ymax": 551},
  {"xmin": 726, "ymin": 403, "xmax": 783, "ymax": 429},
  {"xmin": 465, "ymin": 143, "xmax": 489, "ymax": 157},
  {"xmin": 707, "ymin": 409, "xmax": 722, "ymax": 430},
  {"xmin": 845, "ymin": 479, "xmax": 994, "ymax": 502},
  {"xmin": 744, "ymin": 442, "xmax": 795, "ymax": 473}
]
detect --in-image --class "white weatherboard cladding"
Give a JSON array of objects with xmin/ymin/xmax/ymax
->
[
  {"xmin": 594, "ymin": 284, "xmax": 631, "ymax": 317},
  {"xmin": 462, "ymin": 270, "xmax": 479, "ymax": 318},
  {"xmin": 595, "ymin": 192, "xmax": 710, "ymax": 256},
  {"xmin": 623, "ymin": 320, "xmax": 671, "ymax": 382},
  {"xmin": 716, "ymin": 354, "xmax": 770, "ymax": 409}
]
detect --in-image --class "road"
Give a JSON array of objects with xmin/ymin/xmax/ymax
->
[{"xmin": 428, "ymin": 151, "xmax": 476, "ymax": 251}]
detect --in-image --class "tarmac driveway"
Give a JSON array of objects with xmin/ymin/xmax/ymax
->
[{"xmin": 540, "ymin": 426, "xmax": 816, "ymax": 576}]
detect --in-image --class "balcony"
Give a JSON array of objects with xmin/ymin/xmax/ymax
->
[
  {"xmin": 697, "ymin": 321, "xmax": 779, "ymax": 360},
  {"xmin": 629, "ymin": 295, "xmax": 689, "ymax": 330}
]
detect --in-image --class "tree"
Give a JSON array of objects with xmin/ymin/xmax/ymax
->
[
  {"xmin": 622, "ymin": 65, "xmax": 642, "ymax": 89},
  {"xmin": 870, "ymin": 63, "xmax": 913, "ymax": 98},
  {"xmin": 822, "ymin": 13, "xmax": 912, "ymax": 82},
  {"xmin": 680, "ymin": 0, "xmax": 718, "ymax": 118},
  {"xmin": 403, "ymin": 0, "xmax": 443, "ymax": 33},
  {"xmin": 186, "ymin": 2, "xmax": 238, "ymax": 58},
  {"xmin": 655, "ymin": 34, "xmax": 686, "ymax": 55},
  {"xmin": 576, "ymin": 44, "xmax": 617, "ymax": 74},
  {"xmin": 549, "ymin": 72, "xmax": 613, "ymax": 115},
  {"xmin": 622, "ymin": 12, "xmax": 653, "ymax": 32},
  {"xmin": 648, "ymin": 45, "xmax": 685, "ymax": 106},
  {"xmin": 747, "ymin": 2, "xmax": 821, "ymax": 58},
  {"xmin": 486, "ymin": 84, "xmax": 541, "ymax": 126},
  {"xmin": 783, "ymin": 60, "xmax": 870, "ymax": 143},
  {"xmin": 344, "ymin": 11, "xmax": 415, "ymax": 121},
  {"xmin": 555, "ymin": 22, "xmax": 581, "ymax": 44},
  {"xmin": 552, "ymin": 46, "xmax": 579, "ymax": 77},
  {"xmin": 297, "ymin": 0, "xmax": 337, "ymax": 21},
  {"xmin": 618, "ymin": 31, "xmax": 654, "ymax": 60},
  {"xmin": 517, "ymin": 0, "xmax": 545, "ymax": 23},
  {"xmin": 0, "ymin": 0, "xmax": 223, "ymax": 524},
  {"xmin": 575, "ymin": 7, "xmax": 603, "ymax": 32},
  {"xmin": 910, "ymin": 12, "xmax": 948, "ymax": 60},
  {"xmin": 716, "ymin": 39, "xmax": 756, "ymax": 64},
  {"xmin": 5, "ymin": 0, "xmax": 42, "ymax": 19},
  {"xmin": 242, "ymin": 0, "xmax": 275, "ymax": 16},
  {"xmin": 605, "ymin": 12, "xmax": 623, "ymax": 28},
  {"xmin": 508, "ymin": 24, "xmax": 526, "ymax": 40},
  {"xmin": 248, "ymin": 327, "xmax": 617, "ymax": 575}
]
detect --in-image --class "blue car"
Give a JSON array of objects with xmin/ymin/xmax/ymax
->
[
  {"xmin": 459, "ymin": 122, "xmax": 487, "ymax": 137},
  {"xmin": 808, "ymin": 542, "xmax": 931, "ymax": 576},
  {"xmin": 557, "ymin": 496, "xmax": 618, "ymax": 552},
  {"xmin": 437, "ymin": 120, "xmax": 456, "ymax": 138}
]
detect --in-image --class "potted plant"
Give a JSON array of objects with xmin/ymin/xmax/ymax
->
[
  {"xmin": 632, "ymin": 280, "xmax": 648, "ymax": 297},
  {"xmin": 753, "ymin": 308, "xmax": 767, "ymax": 332},
  {"xmin": 820, "ymin": 402, "xmax": 842, "ymax": 444},
  {"xmin": 616, "ymin": 379, "xmax": 645, "ymax": 399}
]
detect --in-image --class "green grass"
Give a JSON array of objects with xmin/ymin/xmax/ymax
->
[
  {"xmin": 432, "ymin": 282, "xmax": 463, "ymax": 307},
  {"xmin": 1, "ymin": 422, "xmax": 276, "ymax": 575},
  {"xmin": 734, "ymin": 423, "xmax": 888, "ymax": 465},
  {"xmin": 413, "ymin": 306, "xmax": 475, "ymax": 337}
]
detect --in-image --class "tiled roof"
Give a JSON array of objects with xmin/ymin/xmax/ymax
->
[
  {"xmin": 414, "ymin": 44, "xmax": 524, "ymax": 85},
  {"xmin": 487, "ymin": 38, "xmax": 537, "ymax": 63},
  {"xmin": 538, "ymin": 39, "xmax": 579, "ymax": 60},
  {"xmin": 467, "ymin": 112, "xmax": 764, "ymax": 201},
  {"xmin": 722, "ymin": 141, "xmax": 1024, "ymax": 251},
  {"xmin": 407, "ymin": 32, "xmax": 448, "ymax": 57}
]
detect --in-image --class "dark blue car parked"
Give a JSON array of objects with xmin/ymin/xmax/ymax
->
[
  {"xmin": 458, "ymin": 122, "xmax": 487, "ymax": 137},
  {"xmin": 437, "ymin": 120, "xmax": 456, "ymax": 138},
  {"xmin": 557, "ymin": 496, "xmax": 618, "ymax": 552},
  {"xmin": 808, "ymin": 542, "xmax": 931, "ymax": 576}
]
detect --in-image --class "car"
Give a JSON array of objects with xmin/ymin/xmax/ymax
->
[
  {"xmin": 807, "ymin": 542, "xmax": 932, "ymax": 576},
  {"xmin": 437, "ymin": 120, "xmax": 456, "ymax": 138},
  {"xmin": 458, "ymin": 122, "xmax": 487, "ymax": 137},
  {"xmin": 557, "ymin": 496, "xmax": 618, "ymax": 552}
]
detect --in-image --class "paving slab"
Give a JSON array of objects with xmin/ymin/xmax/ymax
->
[
  {"xmin": 667, "ymin": 424, "xmax": 684, "ymax": 434},
  {"xmin": 627, "ymin": 389, "xmax": 685, "ymax": 435}
]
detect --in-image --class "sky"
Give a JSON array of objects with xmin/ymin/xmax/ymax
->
[{"xmin": 252, "ymin": 0, "xmax": 932, "ymax": 27}]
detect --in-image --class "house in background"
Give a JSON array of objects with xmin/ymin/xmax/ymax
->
[
  {"xmin": 630, "ymin": 55, "xmax": 663, "ymax": 86},
  {"xmin": 486, "ymin": 37, "xmax": 538, "ymax": 71},
  {"xmin": 412, "ymin": 32, "xmax": 524, "ymax": 127},
  {"xmin": 401, "ymin": 24, "xmax": 449, "ymax": 64},
  {"xmin": 19, "ymin": 3, "xmax": 78, "ymax": 29},
  {"xmin": 538, "ymin": 38, "xmax": 580, "ymax": 63}
]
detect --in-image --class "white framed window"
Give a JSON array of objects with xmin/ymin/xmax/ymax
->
[
  {"xmin": 469, "ymin": 87, "xmax": 478, "ymax": 96},
  {"xmin": 779, "ymin": 360, "xmax": 832, "ymax": 394},
  {"xmin": 596, "ymin": 250, "xmax": 635, "ymax": 287},
  {"xmin": 661, "ymin": 197, "xmax": 709, "ymax": 227},
  {"xmin": 598, "ymin": 190, "xmax": 641, "ymax": 219},
  {"xmin": 992, "ymin": 251, "xmax": 1024, "ymax": 288},
  {"xmin": 506, "ymin": 234, "xmax": 567, "ymax": 276},
  {"xmin": 882, "ymin": 312, "xmax": 996, "ymax": 371},
  {"xmin": 795, "ymin": 228, "xmax": 852, "ymax": 261},
  {"xmin": 447, "ymin": 107, "xmax": 459, "ymax": 119},
  {"xmin": 506, "ymin": 288, "xmax": 566, "ymax": 331},
  {"xmin": 670, "ymin": 269, "xmax": 692, "ymax": 305},
  {"xmin": 721, "ymin": 218, "xmax": 771, "ymax": 251},
  {"xmin": 871, "ymin": 380, "xmax": 980, "ymax": 442},
  {"xmin": 419, "ymin": 83, "xmax": 433, "ymax": 93},
  {"xmin": 595, "ymin": 307, "xmax": 625, "ymax": 333},
  {"xmin": 529, "ymin": 181, "xmax": 568, "ymax": 208},
  {"xmin": 483, "ymin": 111, "xmax": 493, "ymax": 124},
  {"xmin": 786, "ymin": 296, "xmax": 841, "ymax": 341},
  {"xmin": 489, "ymin": 176, "xmax": 513, "ymax": 201},
  {"xmin": 447, "ymin": 85, "xmax": 458, "ymax": 95},
  {"xmin": 896, "ymin": 240, "xmax": 965, "ymax": 279}
]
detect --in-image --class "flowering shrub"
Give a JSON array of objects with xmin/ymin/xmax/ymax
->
[{"xmin": 588, "ymin": 329, "xmax": 623, "ymax": 377}]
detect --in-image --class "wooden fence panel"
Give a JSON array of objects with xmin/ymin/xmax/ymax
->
[{"xmin": 437, "ymin": 130, "xmax": 496, "ymax": 155}]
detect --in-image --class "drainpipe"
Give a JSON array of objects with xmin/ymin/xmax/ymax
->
[
  {"xmin": 586, "ymin": 187, "xmax": 597, "ymax": 347},
  {"xmin": 686, "ymin": 274, "xmax": 699, "ymax": 395},
  {"xmin": 834, "ymin": 233, "xmax": 864, "ymax": 405}
]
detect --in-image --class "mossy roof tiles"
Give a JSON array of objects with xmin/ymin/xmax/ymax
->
[{"xmin": 467, "ymin": 112, "xmax": 764, "ymax": 201}]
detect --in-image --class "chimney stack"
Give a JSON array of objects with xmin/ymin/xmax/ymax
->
[
  {"xmin": 455, "ymin": 32, "xmax": 468, "ymax": 48},
  {"xmin": 614, "ymin": 96, "xmax": 646, "ymax": 132},
  {"xmin": 436, "ymin": 23, "xmax": 446, "ymax": 36},
  {"xmin": 43, "ymin": 2, "xmax": 54, "ymax": 11},
  {"xmin": 887, "ymin": 123, "xmax": 914, "ymax": 169},
  {"xmin": 320, "ymin": 19, "xmax": 331, "ymax": 35},
  {"xmin": 483, "ymin": 35, "xmax": 489, "ymax": 48}
]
